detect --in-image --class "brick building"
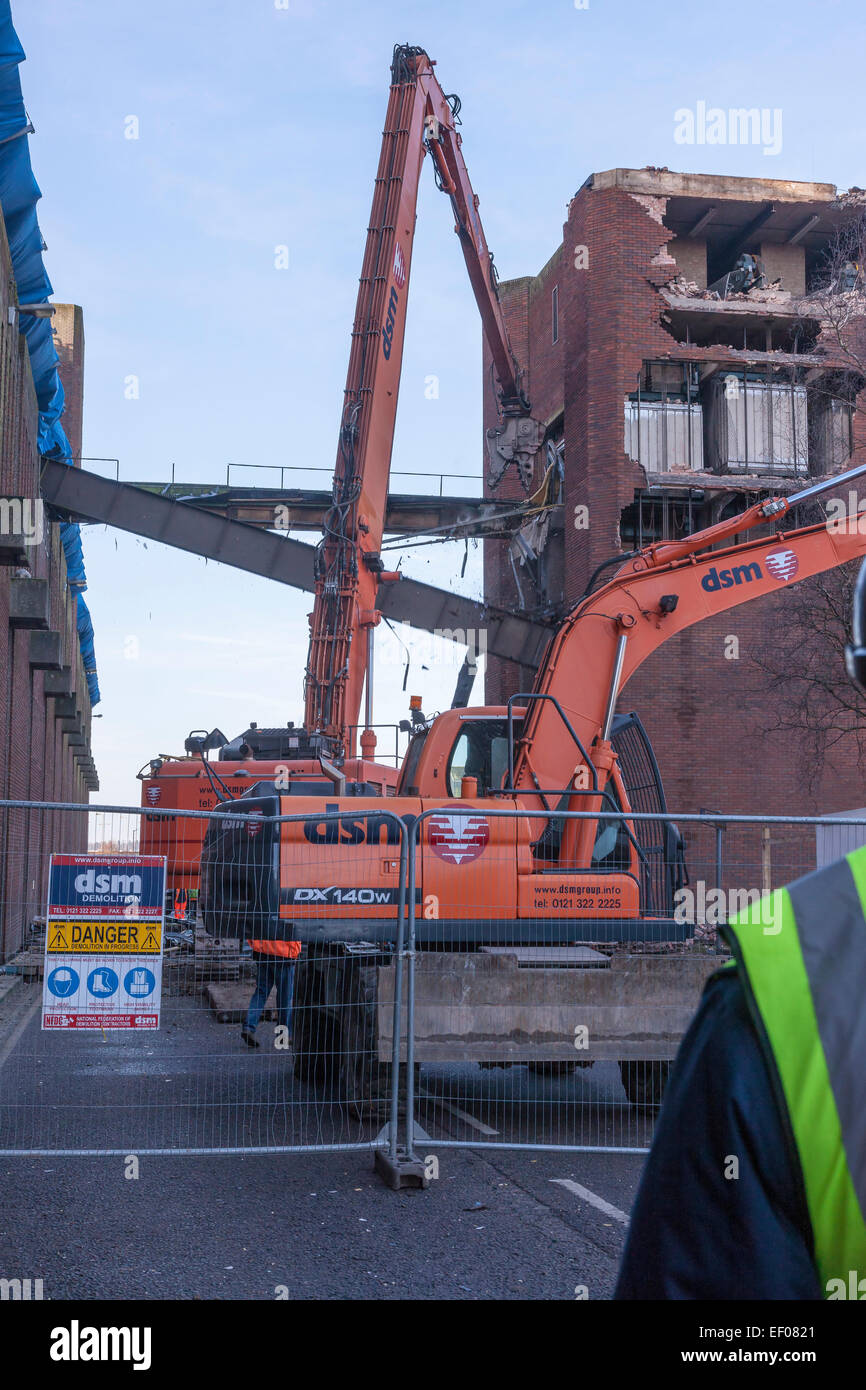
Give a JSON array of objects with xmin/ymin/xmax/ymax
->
[
  {"xmin": 0, "ymin": 11, "xmax": 100, "ymax": 961},
  {"xmin": 483, "ymin": 168, "xmax": 866, "ymax": 876},
  {"xmin": 0, "ymin": 211, "xmax": 96, "ymax": 959}
]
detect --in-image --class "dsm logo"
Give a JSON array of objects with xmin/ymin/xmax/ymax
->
[
  {"xmin": 381, "ymin": 284, "xmax": 399, "ymax": 360},
  {"xmin": 392, "ymin": 241, "xmax": 407, "ymax": 289},
  {"xmin": 700, "ymin": 548, "xmax": 799, "ymax": 593},
  {"xmin": 701, "ymin": 560, "xmax": 761, "ymax": 592},
  {"xmin": 381, "ymin": 243, "xmax": 406, "ymax": 361},
  {"xmin": 303, "ymin": 804, "xmax": 402, "ymax": 846}
]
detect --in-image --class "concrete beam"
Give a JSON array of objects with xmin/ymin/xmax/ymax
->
[
  {"xmin": 710, "ymin": 202, "xmax": 776, "ymax": 275},
  {"xmin": 378, "ymin": 951, "xmax": 720, "ymax": 1063},
  {"xmin": 788, "ymin": 213, "xmax": 821, "ymax": 246},
  {"xmin": 661, "ymin": 291, "xmax": 804, "ymax": 321},
  {"xmin": 54, "ymin": 697, "xmax": 83, "ymax": 738},
  {"xmin": 126, "ymin": 482, "xmax": 509, "ymax": 538},
  {"xmin": 9, "ymin": 577, "xmax": 49, "ymax": 630},
  {"xmin": 42, "ymin": 459, "xmax": 554, "ymax": 665},
  {"xmin": 592, "ymin": 168, "xmax": 836, "ymax": 204},
  {"xmin": 686, "ymin": 206, "xmax": 717, "ymax": 238},
  {"xmin": 0, "ymin": 533, "xmax": 29, "ymax": 566},
  {"xmin": 28, "ymin": 629, "xmax": 62, "ymax": 671},
  {"xmin": 43, "ymin": 666, "xmax": 75, "ymax": 699},
  {"xmin": 42, "ymin": 457, "xmax": 317, "ymax": 586}
]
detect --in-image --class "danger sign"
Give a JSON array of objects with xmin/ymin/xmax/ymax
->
[
  {"xmin": 47, "ymin": 920, "xmax": 162, "ymax": 954},
  {"xmin": 42, "ymin": 853, "xmax": 166, "ymax": 1031}
]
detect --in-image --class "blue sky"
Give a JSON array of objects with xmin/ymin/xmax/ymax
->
[{"xmin": 14, "ymin": 0, "xmax": 866, "ymax": 802}]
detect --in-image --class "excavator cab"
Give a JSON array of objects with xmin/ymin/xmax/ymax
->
[{"xmin": 396, "ymin": 711, "xmax": 522, "ymax": 798}]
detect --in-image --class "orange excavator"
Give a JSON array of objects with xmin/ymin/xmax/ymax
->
[
  {"xmin": 138, "ymin": 45, "xmax": 543, "ymax": 914},
  {"xmin": 142, "ymin": 48, "xmax": 866, "ymax": 1111},
  {"xmin": 204, "ymin": 464, "xmax": 866, "ymax": 942},
  {"xmin": 200, "ymin": 461, "xmax": 866, "ymax": 1106}
]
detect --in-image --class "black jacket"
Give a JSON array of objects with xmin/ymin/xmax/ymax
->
[{"xmin": 615, "ymin": 965, "xmax": 822, "ymax": 1300}]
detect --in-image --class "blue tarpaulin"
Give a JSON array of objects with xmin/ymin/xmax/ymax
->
[{"xmin": 0, "ymin": 3, "xmax": 99, "ymax": 705}]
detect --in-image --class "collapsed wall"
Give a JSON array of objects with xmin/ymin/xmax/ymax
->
[{"xmin": 483, "ymin": 169, "xmax": 866, "ymax": 857}]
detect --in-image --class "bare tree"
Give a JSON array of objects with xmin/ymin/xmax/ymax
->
[
  {"xmin": 787, "ymin": 204, "xmax": 866, "ymax": 473},
  {"xmin": 802, "ymin": 204, "xmax": 866, "ymax": 378},
  {"xmin": 750, "ymin": 211, "xmax": 866, "ymax": 788},
  {"xmin": 749, "ymin": 561, "xmax": 866, "ymax": 791}
]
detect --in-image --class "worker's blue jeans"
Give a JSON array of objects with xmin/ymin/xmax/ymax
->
[{"xmin": 245, "ymin": 957, "xmax": 296, "ymax": 1033}]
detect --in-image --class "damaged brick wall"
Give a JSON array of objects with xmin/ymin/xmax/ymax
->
[{"xmin": 484, "ymin": 178, "xmax": 866, "ymax": 829}]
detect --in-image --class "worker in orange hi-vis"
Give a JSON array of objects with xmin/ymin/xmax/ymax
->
[
  {"xmin": 615, "ymin": 559, "xmax": 866, "ymax": 1301},
  {"xmin": 241, "ymin": 934, "xmax": 302, "ymax": 1050}
]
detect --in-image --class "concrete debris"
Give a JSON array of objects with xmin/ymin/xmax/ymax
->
[
  {"xmin": 511, "ymin": 513, "xmax": 550, "ymax": 567},
  {"xmin": 834, "ymin": 186, "xmax": 866, "ymax": 208},
  {"xmin": 667, "ymin": 273, "xmax": 792, "ymax": 304},
  {"xmin": 741, "ymin": 284, "xmax": 792, "ymax": 304},
  {"xmin": 667, "ymin": 274, "xmax": 709, "ymax": 297}
]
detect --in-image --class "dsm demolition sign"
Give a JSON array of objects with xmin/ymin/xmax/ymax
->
[{"xmin": 42, "ymin": 854, "xmax": 167, "ymax": 1030}]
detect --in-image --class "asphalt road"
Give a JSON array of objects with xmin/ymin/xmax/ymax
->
[{"xmin": 0, "ymin": 978, "xmax": 648, "ymax": 1300}]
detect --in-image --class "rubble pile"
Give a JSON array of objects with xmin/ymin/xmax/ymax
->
[{"xmin": 666, "ymin": 273, "xmax": 792, "ymax": 305}]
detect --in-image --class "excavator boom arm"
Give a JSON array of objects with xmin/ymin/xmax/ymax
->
[
  {"xmin": 304, "ymin": 46, "xmax": 536, "ymax": 759},
  {"xmin": 515, "ymin": 474, "xmax": 866, "ymax": 796}
]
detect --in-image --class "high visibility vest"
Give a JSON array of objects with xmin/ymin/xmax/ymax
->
[
  {"xmin": 723, "ymin": 848, "xmax": 866, "ymax": 1297},
  {"xmin": 247, "ymin": 938, "xmax": 302, "ymax": 960}
]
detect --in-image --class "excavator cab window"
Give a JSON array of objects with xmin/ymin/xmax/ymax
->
[
  {"xmin": 490, "ymin": 737, "xmax": 509, "ymax": 794},
  {"xmin": 590, "ymin": 778, "xmax": 631, "ymax": 871},
  {"xmin": 397, "ymin": 729, "xmax": 428, "ymax": 796},
  {"xmin": 446, "ymin": 719, "xmax": 513, "ymax": 797}
]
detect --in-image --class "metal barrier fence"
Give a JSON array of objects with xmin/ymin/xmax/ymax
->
[
  {"xmin": 396, "ymin": 804, "xmax": 840, "ymax": 1168},
  {"xmin": 0, "ymin": 798, "xmax": 861, "ymax": 1180},
  {"xmin": 0, "ymin": 800, "xmax": 409, "ymax": 1159}
]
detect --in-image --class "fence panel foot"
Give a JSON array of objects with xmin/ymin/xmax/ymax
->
[{"xmin": 374, "ymin": 1145, "xmax": 430, "ymax": 1190}]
